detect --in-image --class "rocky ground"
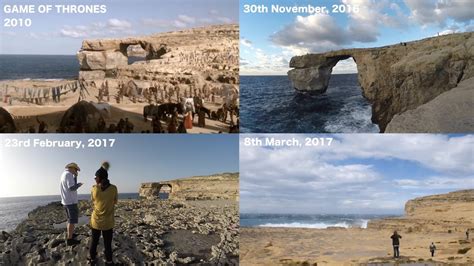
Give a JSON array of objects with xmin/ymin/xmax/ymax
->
[{"xmin": 0, "ymin": 199, "xmax": 239, "ymax": 265}]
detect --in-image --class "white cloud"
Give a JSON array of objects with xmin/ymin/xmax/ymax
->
[
  {"xmin": 240, "ymin": 38, "xmax": 253, "ymax": 48},
  {"xmin": 177, "ymin": 15, "xmax": 195, "ymax": 24},
  {"xmin": 240, "ymin": 48, "xmax": 290, "ymax": 75},
  {"xmin": 216, "ymin": 16, "xmax": 233, "ymax": 24},
  {"xmin": 404, "ymin": 0, "xmax": 474, "ymax": 27},
  {"xmin": 141, "ymin": 13, "xmax": 234, "ymax": 31},
  {"xmin": 240, "ymin": 134, "xmax": 474, "ymax": 214},
  {"xmin": 60, "ymin": 19, "xmax": 134, "ymax": 39},
  {"xmin": 107, "ymin": 19, "xmax": 132, "ymax": 30},
  {"xmin": 270, "ymin": 0, "xmax": 408, "ymax": 54}
]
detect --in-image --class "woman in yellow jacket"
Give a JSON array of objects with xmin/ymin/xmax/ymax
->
[{"xmin": 88, "ymin": 162, "xmax": 117, "ymax": 265}]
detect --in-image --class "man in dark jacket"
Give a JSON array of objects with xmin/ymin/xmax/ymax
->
[{"xmin": 391, "ymin": 231, "xmax": 402, "ymax": 258}]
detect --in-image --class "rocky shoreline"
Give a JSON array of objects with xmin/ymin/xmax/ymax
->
[{"xmin": 0, "ymin": 198, "xmax": 239, "ymax": 265}]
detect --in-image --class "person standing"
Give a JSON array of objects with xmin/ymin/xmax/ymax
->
[
  {"xmin": 60, "ymin": 163, "xmax": 83, "ymax": 246},
  {"xmin": 89, "ymin": 162, "xmax": 118, "ymax": 265},
  {"xmin": 466, "ymin": 229, "xmax": 470, "ymax": 240},
  {"xmin": 390, "ymin": 231, "xmax": 402, "ymax": 258},
  {"xmin": 429, "ymin": 242, "xmax": 436, "ymax": 257}
]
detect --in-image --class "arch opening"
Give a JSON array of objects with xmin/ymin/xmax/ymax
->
[
  {"xmin": 323, "ymin": 57, "xmax": 379, "ymax": 133},
  {"xmin": 126, "ymin": 44, "xmax": 148, "ymax": 65},
  {"xmin": 158, "ymin": 184, "xmax": 172, "ymax": 200}
]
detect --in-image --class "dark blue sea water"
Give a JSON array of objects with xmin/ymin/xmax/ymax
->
[
  {"xmin": 0, "ymin": 54, "xmax": 79, "ymax": 80},
  {"xmin": 241, "ymin": 213, "xmax": 396, "ymax": 228},
  {"xmin": 240, "ymin": 74, "xmax": 380, "ymax": 133},
  {"xmin": 0, "ymin": 193, "xmax": 140, "ymax": 232}
]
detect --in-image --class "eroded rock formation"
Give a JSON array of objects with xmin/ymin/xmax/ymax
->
[
  {"xmin": 139, "ymin": 173, "xmax": 239, "ymax": 201},
  {"xmin": 368, "ymin": 189, "xmax": 474, "ymax": 233},
  {"xmin": 288, "ymin": 32, "xmax": 474, "ymax": 132},
  {"xmin": 77, "ymin": 24, "xmax": 239, "ymax": 89}
]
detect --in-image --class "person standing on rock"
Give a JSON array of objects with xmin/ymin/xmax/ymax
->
[
  {"xmin": 429, "ymin": 242, "xmax": 436, "ymax": 257},
  {"xmin": 390, "ymin": 231, "xmax": 402, "ymax": 258},
  {"xmin": 60, "ymin": 163, "xmax": 83, "ymax": 246},
  {"xmin": 89, "ymin": 162, "xmax": 118, "ymax": 265}
]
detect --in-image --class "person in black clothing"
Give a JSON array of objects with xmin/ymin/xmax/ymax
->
[
  {"xmin": 390, "ymin": 231, "xmax": 402, "ymax": 258},
  {"xmin": 429, "ymin": 242, "xmax": 436, "ymax": 257}
]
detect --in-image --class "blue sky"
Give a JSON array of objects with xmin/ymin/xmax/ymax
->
[
  {"xmin": 240, "ymin": 0, "xmax": 474, "ymax": 75},
  {"xmin": 240, "ymin": 134, "xmax": 474, "ymax": 214},
  {"xmin": 0, "ymin": 135, "xmax": 238, "ymax": 197},
  {"xmin": 1, "ymin": 0, "xmax": 238, "ymax": 54}
]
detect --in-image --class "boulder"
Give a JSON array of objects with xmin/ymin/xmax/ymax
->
[{"xmin": 78, "ymin": 70, "xmax": 105, "ymax": 80}]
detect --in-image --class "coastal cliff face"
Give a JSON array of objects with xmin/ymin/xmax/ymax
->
[
  {"xmin": 288, "ymin": 32, "xmax": 474, "ymax": 132},
  {"xmin": 77, "ymin": 24, "xmax": 239, "ymax": 86},
  {"xmin": 139, "ymin": 173, "xmax": 239, "ymax": 201},
  {"xmin": 368, "ymin": 189, "xmax": 474, "ymax": 233}
]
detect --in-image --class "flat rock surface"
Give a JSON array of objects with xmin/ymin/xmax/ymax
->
[{"xmin": 0, "ymin": 198, "xmax": 239, "ymax": 265}]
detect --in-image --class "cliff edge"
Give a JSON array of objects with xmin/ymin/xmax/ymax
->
[{"xmin": 288, "ymin": 32, "xmax": 474, "ymax": 132}]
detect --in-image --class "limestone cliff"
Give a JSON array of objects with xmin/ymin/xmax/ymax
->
[
  {"xmin": 77, "ymin": 24, "xmax": 239, "ymax": 86},
  {"xmin": 368, "ymin": 189, "xmax": 474, "ymax": 233},
  {"xmin": 139, "ymin": 172, "xmax": 239, "ymax": 201},
  {"xmin": 288, "ymin": 32, "xmax": 474, "ymax": 132}
]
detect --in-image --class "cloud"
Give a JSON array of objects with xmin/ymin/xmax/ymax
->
[
  {"xmin": 60, "ymin": 19, "xmax": 134, "ymax": 39},
  {"xmin": 216, "ymin": 17, "xmax": 233, "ymax": 24},
  {"xmin": 270, "ymin": 14, "xmax": 350, "ymax": 52},
  {"xmin": 177, "ymin": 15, "xmax": 196, "ymax": 24},
  {"xmin": 395, "ymin": 176, "xmax": 474, "ymax": 190},
  {"xmin": 404, "ymin": 0, "xmax": 474, "ymax": 27},
  {"xmin": 107, "ymin": 19, "xmax": 132, "ymax": 30},
  {"xmin": 270, "ymin": 0, "xmax": 408, "ymax": 53},
  {"xmin": 240, "ymin": 38, "xmax": 253, "ymax": 48},
  {"xmin": 240, "ymin": 134, "xmax": 474, "ymax": 214},
  {"xmin": 240, "ymin": 48, "xmax": 290, "ymax": 75},
  {"xmin": 141, "ymin": 13, "xmax": 234, "ymax": 31}
]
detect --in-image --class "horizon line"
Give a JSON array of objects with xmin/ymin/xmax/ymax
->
[{"xmin": 0, "ymin": 192, "xmax": 139, "ymax": 199}]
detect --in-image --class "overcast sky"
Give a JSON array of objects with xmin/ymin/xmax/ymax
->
[
  {"xmin": 0, "ymin": 0, "xmax": 238, "ymax": 55},
  {"xmin": 240, "ymin": 0, "xmax": 474, "ymax": 75},
  {"xmin": 0, "ymin": 135, "xmax": 238, "ymax": 197},
  {"xmin": 240, "ymin": 134, "xmax": 474, "ymax": 215}
]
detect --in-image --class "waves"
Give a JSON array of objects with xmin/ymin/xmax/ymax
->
[
  {"xmin": 240, "ymin": 74, "xmax": 380, "ymax": 133},
  {"xmin": 258, "ymin": 220, "xmax": 369, "ymax": 229},
  {"xmin": 241, "ymin": 213, "xmax": 385, "ymax": 229},
  {"xmin": 323, "ymin": 94, "xmax": 380, "ymax": 133}
]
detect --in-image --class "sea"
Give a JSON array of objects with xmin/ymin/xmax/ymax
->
[
  {"xmin": 240, "ymin": 213, "xmax": 396, "ymax": 229},
  {"xmin": 0, "ymin": 54, "xmax": 79, "ymax": 80},
  {"xmin": 240, "ymin": 74, "xmax": 380, "ymax": 133},
  {"xmin": 0, "ymin": 193, "xmax": 139, "ymax": 232}
]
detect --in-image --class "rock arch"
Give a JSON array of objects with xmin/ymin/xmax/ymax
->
[
  {"xmin": 288, "ymin": 54, "xmax": 353, "ymax": 93},
  {"xmin": 78, "ymin": 39, "xmax": 168, "ymax": 79},
  {"xmin": 287, "ymin": 32, "xmax": 473, "ymax": 132}
]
